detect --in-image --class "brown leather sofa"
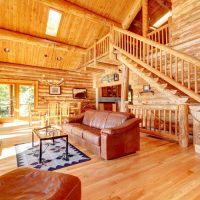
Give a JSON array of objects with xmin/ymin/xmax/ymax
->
[
  {"xmin": 63, "ymin": 110, "xmax": 141, "ymax": 160},
  {"xmin": 0, "ymin": 167, "xmax": 81, "ymax": 200}
]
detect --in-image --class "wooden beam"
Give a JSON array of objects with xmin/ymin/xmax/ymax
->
[
  {"xmin": 37, "ymin": 0, "xmax": 120, "ymax": 28},
  {"xmin": 154, "ymin": 0, "xmax": 172, "ymax": 10},
  {"xmin": 0, "ymin": 29, "xmax": 86, "ymax": 54},
  {"xmin": 178, "ymin": 104, "xmax": 189, "ymax": 148},
  {"xmin": 122, "ymin": 0, "xmax": 142, "ymax": 29},
  {"xmin": 142, "ymin": 0, "xmax": 148, "ymax": 37},
  {"xmin": 121, "ymin": 64, "xmax": 129, "ymax": 112}
]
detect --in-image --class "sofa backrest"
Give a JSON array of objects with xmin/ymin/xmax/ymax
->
[{"xmin": 82, "ymin": 110, "xmax": 133, "ymax": 129}]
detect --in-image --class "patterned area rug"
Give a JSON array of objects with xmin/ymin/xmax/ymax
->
[{"xmin": 15, "ymin": 139, "xmax": 91, "ymax": 171}]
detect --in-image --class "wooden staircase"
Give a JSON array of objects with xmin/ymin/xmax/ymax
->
[
  {"xmin": 82, "ymin": 26, "xmax": 200, "ymax": 103},
  {"xmin": 81, "ymin": 26, "xmax": 200, "ymax": 146}
]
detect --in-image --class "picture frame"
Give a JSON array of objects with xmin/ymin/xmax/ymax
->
[
  {"xmin": 73, "ymin": 88, "xmax": 87, "ymax": 99},
  {"xmin": 143, "ymin": 84, "xmax": 151, "ymax": 92},
  {"xmin": 114, "ymin": 73, "xmax": 119, "ymax": 81},
  {"xmin": 49, "ymin": 86, "xmax": 61, "ymax": 95}
]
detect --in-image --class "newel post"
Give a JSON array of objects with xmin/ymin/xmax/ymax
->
[
  {"xmin": 109, "ymin": 25, "xmax": 114, "ymax": 59},
  {"xmin": 178, "ymin": 104, "xmax": 189, "ymax": 148}
]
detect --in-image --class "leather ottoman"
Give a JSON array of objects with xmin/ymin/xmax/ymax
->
[{"xmin": 0, "ymin": 167, "xmax": 81, "ymax": 200}]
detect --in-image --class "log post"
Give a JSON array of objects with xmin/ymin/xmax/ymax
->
[
  {"xmin": 121, "ymin": 64, "xmax": 129, "ymax": 112},
  {"xmin": 142, "ymin": 0, "xmax": 148, "ymax": 38},
  {"xmin": 109, "ymin": 25, "xmax": 114, "ymax": 59},
  {"xmin": 178, "ymin": 104, "xmax": 189, "ymax": 147},
  {"xmin": 193, "ymin": 118, "xmax": 200, "ymax": 153}
]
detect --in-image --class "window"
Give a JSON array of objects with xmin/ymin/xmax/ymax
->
[
  {"xmin": 153, "ymin": 11, "xmax": 172, "ymax": 28},
  {"xmin": 46, "ymin": 9, "xmax": 62, "ymax": 36}
]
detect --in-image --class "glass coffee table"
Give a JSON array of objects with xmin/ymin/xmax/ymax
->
[{"xmin": 32, "ymin": 126, "xmax": 68, "ymax": 163}]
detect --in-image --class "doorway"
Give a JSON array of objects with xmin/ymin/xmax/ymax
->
[{"xmin": 0, "ymin": 81, "xmax": 38, "ymax": 123}]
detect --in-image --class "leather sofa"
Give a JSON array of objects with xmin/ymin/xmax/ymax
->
[
  {"xmin": 0, "ymin": 167, "xmax": 81, "ymax": 200},
  {"xmin": 63, "ymin": 110, "xmax": 141, "ymax": 160}
]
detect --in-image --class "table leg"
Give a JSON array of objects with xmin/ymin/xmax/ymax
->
[
  {"xmin": 32, "ymin": 131, "xmax": 34, "ymax": 147},
  {"xmin": 39, "ymin": 140, "xmax": 42, "ymax": 163},
  {"xmin": 66, "ymin": 136, "xmax": 68, "ymax": 159}
]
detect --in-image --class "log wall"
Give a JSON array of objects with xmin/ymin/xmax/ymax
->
[
  {"xmin": 170, "ymin": 0, "xmax": 200, "ymax": 59},
  {"xmin": 0, "ymin": 63, "xmax": 95, "ymax": 110},
  {"xmin": 129, "ymin": 71, "xmax": 176, "ymax": 105}
]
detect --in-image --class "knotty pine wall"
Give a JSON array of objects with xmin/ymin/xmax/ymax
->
[
  {"xmin": 170, "ymin": 0, "xmax": 200, "ymax": 59},
  {"xmin": 0, "ymin": 63, "xmax": 95, "ymax": 110}
]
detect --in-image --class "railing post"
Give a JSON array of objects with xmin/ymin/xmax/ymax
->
[
  {"xmin": 109, "ymin": 25, "xmax": 114, "ymax": 59},
  {"xmin": 178, "ymin": 104, "xmax": 189, "ymax": 147},
  {"xmin": 94, "ymin": 40, "xmax": 97, "ymax": 65}
]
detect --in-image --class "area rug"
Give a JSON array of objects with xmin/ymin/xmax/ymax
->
[{"xmin": 15, "ymin": 139, "xmax": 91, "ymax": 171}]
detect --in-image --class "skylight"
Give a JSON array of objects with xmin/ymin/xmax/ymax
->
[
  {"xmin": 153, "ymin": 11, "xmax": 172, "ymax": 28},
  {"xmin": 46, "ymin": 9, "xmax": 62, "ymax": 37}
]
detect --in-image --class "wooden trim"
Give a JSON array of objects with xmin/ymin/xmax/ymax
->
[
  {"xmin": 0, "ymin": 29, "xmax": 86, "ymax": 54},
  {"xmin": 37, "ymin": 0, "xmax": 120, "ymax": 28}
]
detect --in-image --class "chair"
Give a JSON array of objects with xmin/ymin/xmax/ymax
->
[
  {"xmin": 70, "ymin": 101, "xmax": 81, "ymax": 116},
  {"xmin": 59, "ymin": 102, "xmax": 70, "ymax": 124},
  {"xmin": 47, "ymin": 103, "xmax": 59, "ymax": 125},
  {"xmin": 28, "ymin": 104, "xmax": 41, "ymax": 127}
]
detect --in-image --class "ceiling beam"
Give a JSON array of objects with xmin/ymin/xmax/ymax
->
[
  {"xmin": 37, "ymin": 0, "xmax": 121, "ymax": 28},
  {"xmin": 0, "ymin": 29, "xmax": 86, "ymax": 54},
  {"xmin": 122, "ymin": 0, "xmax": 142, "ymax": 29},
  {"xmin": 154, "ymin": 0, "xmax": 172, "ymax": 10}
]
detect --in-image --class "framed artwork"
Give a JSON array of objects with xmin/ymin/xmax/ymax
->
[
  {"xmin": 143, "ymin": 84, "xmax": 151, "ymax": 92},
  {"xmin": 73, "ymin": 88, "xmax": 87, "ymax": 99},
  {"xmin": 114, "ymin": 73, "xmax": 119, "ymax": 81},
  {"xmin": 49, "ymin": 86, "xmax": 61, "ymax": 95}
]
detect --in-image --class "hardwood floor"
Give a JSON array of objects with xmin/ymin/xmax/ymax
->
[{"xmin": 0, "ymin": 126, "xmax": 200, "ymax": 200}]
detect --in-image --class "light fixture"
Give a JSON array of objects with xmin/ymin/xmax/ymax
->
[
  {"xmin": 152, "ymin": 11, "xmax": 172, "ymax": 28},
  {"xmin": 56, "ymin": 57, "xmax": 62, "ymax": 61},
  {"xmin": 4, "ymin": 48, "xmax": 10, "ymax": 52},
  {"xmin": 46, "ymin": 9, "xmax": 62, "ymax": 37}
]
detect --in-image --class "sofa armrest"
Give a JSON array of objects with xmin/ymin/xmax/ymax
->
[
  {"xmin": 101, "ymin": 118, "xmax": 142, "ymax": 135},
  {"xmin": 100, "ymin": 118, "xmax": 141, "ymax": 160},
  {"xmin": 64, "ymin": 113, "xmax": 84, "ymax": 124}
]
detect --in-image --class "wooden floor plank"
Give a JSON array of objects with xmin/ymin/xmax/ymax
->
[{"xmin": 0, "ymin": 126, "xmax": 200, "ymax": 200}]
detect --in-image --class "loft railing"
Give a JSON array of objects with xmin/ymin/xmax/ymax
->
[
  {"xmin": 147, "ymin": 24, "xmax": 169, "ymax": 45},
  {"xmin": 83, "ymin": 26, "xmax": 200, "ymax": 102}
]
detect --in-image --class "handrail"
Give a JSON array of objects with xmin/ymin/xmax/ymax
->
[
  {"xmin": 128, "ymin": 104, "xmax": 180, "ymax": 141},
  {"xmin": 113, "ymin": 26, "xmax": 200, "ymax": 66},
  {"xmin": 83, "ymin": 26, "xmax": 200, "ymax": 101},
  {"xmin": 147, "ymin": 24, "xmax": 169, "ymax": 45},
  {"xmin": 113, "ymin": 26, "xmax": 200, "ymax": 100}
]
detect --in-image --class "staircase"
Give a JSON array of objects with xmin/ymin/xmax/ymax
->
[{"xmin": 82, "ymin": 26, "xmax": 200, "ymax": 103}]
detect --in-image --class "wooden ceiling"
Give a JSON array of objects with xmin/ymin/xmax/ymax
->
[{"xmin": 0, "ymin": 0, "xmax": 169, "ymax": 71}]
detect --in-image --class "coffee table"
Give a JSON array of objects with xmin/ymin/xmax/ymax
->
[{"xmin": 32, "ymin": 126, "xmax": 68, "ymax": 163}]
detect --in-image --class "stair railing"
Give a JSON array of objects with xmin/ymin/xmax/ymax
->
[
  {"xmin": 113, "ymin": 26, "xmax": 200, "ymax": 102},
  {"xmin": 147, "ymin": 24, "xmax": 169, "ymax": 45}
]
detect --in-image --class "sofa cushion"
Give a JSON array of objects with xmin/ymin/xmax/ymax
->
[
  {"xmin": 104, "ymin": 112, "xmax": 133, "ymax": 129},
  {"xmin": 82, "ymin": 110, "xmax": 96, "ymax": 126},
  {"xmin": 71, "ymin": 124, "xmax": 90, "ymax": 138},
  {"xmin": 83, "ymin": 127, "xmax": 101, "ymax": 146},
  {"xmin": 63, "ymin": 123, "xmax": 80, "ymax": 134},
  {"xmin": 90, "ymin": 111, "xmax": 109, "ymax": 129}
]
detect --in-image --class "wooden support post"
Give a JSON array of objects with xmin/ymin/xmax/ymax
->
[
  {"xmin": 142, "ymin": 0, "xmax": 148, "ymax": 38},
  {"xmin": 109, "ymin": 26, "xmax": 114, "ymax": 59},
  {"xmin": 193, "ymin": 118, "xmax": 200, "ymax": 153},
  {"xmin": 96, "ymin": 87, "xmax": 99, "ymax": 110},
  {"xmin": 121, "ymin": 64, "xmax": 129, "ymax": 112},
  {"xmin": 178, "ymin": 104, "xmax": 189, "ymax": 148}
]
